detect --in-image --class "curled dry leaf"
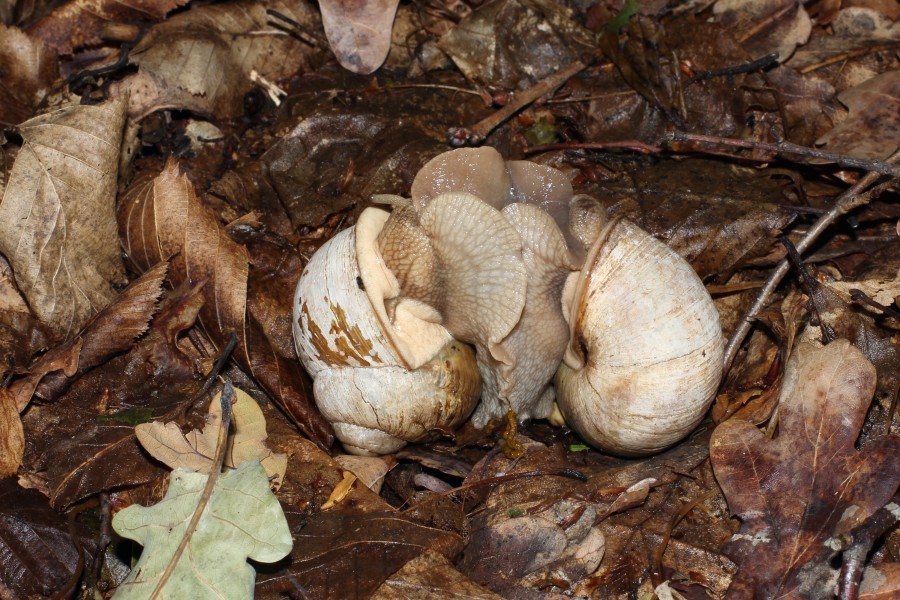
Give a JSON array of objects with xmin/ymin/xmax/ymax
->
[
  {"xmin": 711, "ymin": 336, "xmax": 900, "ymax": 599},
  {"xmin": 0, "ymin": 25, "xmax": 58, "ymax": 126},
  {"xmin": 0, "ymin": 97, "xmax": 127, "ymax": 341},
  {"xmin": 136, "ymin": 387, "xmax": 288, "ymax": 488},
  {"xmin": 115, "ymin": 0, "xmax": 320, "ymax": 120},
  {"xmin": 27, "ymin": 0, "xmax": 189, "ymax": 55},
  {"xmin": 112, "ymin": 461, "xmax": 292, "ymax": 600},
  {"xmin": 320, "ymin": 0, "xmax": 400, "ymax": 74},
  {"xmin": 118, "ymin": 160, "xmax": 333, "ymax": 449},
  {"xmin": 0, "ymin": 390, "xmax": 24, "ymax": 477}
]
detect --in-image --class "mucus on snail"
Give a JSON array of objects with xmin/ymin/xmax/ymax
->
[{"xmin": 292, "ymin": 147, "xmax": 724, "ymax": 456}]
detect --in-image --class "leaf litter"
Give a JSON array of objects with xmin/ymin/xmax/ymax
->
[{"xmin": 0, "ymin": 0, "xmax": 899, "ymax": 598}]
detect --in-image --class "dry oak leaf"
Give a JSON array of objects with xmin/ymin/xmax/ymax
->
[
  {"xmin": 28, "ymin": 0, "xmax": 189, "ymax": 55},
  {"xmin": 136, "ymin": 387, "xmax": 288, "ymax": 488},
  {"xmin": 112, "ymin": 461, "xmax": 292, "ymax": 599},
  {"xmin": 114, "ymin": 0, "xmax": 320, "ymax": 120},
  {"xmin": 320, "ymin": 0, "xmax": 401, "ymax": 74},
  {"xmin": 0, "ymin": 97, "xmax": 127, "ymax": 341},
  {"xmin": 711, "ymin": 336, "xmax": 900, "ymax": 599}
]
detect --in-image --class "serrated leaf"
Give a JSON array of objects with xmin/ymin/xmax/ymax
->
[
  {"xmin": 136, "ymin": 387, "xmax": 287, "ymax": 488},
  {"xmin": 112, "ymin": 460, "xmax": 292, "ymax": 600}
]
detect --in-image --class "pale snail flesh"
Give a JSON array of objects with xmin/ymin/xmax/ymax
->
[{"xmin": 292, "ymin": 206, "xmax": 481, "ymax": 455}]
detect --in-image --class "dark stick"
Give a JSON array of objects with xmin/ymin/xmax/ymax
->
[
  {"xmin": 668, "ymin": 131, "xmax": 900, "ymax": 176},
  {"xmin": 778, "ymin": 234, "xmax": 834, "ymax": 343},
  {"xmin": 722, "ymin": 154, "xmax": 899, "ymax": 376},
  {"xmin": 688, "ymin": 53, "xmax": 779, "ymax": 82},
  {"xmin": 448, "ymin": 60, "xmax": 588, "ymax": 147}
]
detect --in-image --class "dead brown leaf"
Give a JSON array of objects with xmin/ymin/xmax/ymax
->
[
  {"xmin": 0, "ymin": 97, "xmax": 127, "ymax": 341},
  {"xmin": 0, "ymin": 25, "xmax": 58, "ymax": 126},
  {"xmin": 817, "ymin": 70, "xmax": 900, "ymax": 160},
  {"xmin": 0, "ymin": 389, "xmax": 24, "ymax": 476},
  {"xmin": 118, "ymin": 159, "xmax": 333, "ymax": 449},
  {"xmin": 320, "ymin": 0, "xmax": 400, "ymax": 74},
  {"xmin": 27, "ymin": 0, "xmax": 189, "ymax": 55},
  {"xmin": 114, "ymin": 0, "xmax": 320, "ymax": 120},
  {"xmin": 135, "ymin": 386, "xmax": 288, "ymax": 488},
  {"xmin": 0, "ymin": 478, "xmax": 98, "ymax": 597},
  {"xmin": 21, "ymin": 284, "xmax": 207, "ymax": 510},
  {"xmin": 713, "ymin": 0, "xmax": 812, "ymax": 62},
  {"xmin": 370, "ymin": 550, "xmax": 504, "ymax": 600},
  {"xmin": 711, "ymin": 336, "xmax": 900, "ymax": 598}
]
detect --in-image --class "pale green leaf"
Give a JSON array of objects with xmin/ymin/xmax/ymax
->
[{"xmin": 112, "ymin": 460, "xmax": 292, "ymax": 600}]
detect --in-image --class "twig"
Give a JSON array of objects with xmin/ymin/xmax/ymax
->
[
  {"xmin": 722, "ymin": 154, "xmax": 900, "ymax": 375},
  {"xmin": 448, "ymin": 60, "xmax": 588, "ymax": 147},
  {"xmin": 688, "ymin": 53, "xmax": 779, "ymax": 83},
  {"xmin": 148, "ymin": 382, "xmax": 235, "ymax": 600},
  {"xmin": 526, "ymin": 140, "xmax": 663, "ymax": 155},
  {"xmin": 779, "ymin": 234, "xmax": 835, "ymax": 344},
  {"xmin": 52, "ymin": 497, "xmax": 100, "ymax": 600},
  {"xmin": 668, "ymin": 131, "xmax": 900, "ymax": 176},
  {"xmin": 835, "ymin": 502, "xmax": 900, "ymax": 600},
  {"xmin": 849, "ymin": 289, "xmax": 900, "ymax": 322},
  {"xmin": 799, "ymin": 42, "xmax": 900, "ymax": 74}
]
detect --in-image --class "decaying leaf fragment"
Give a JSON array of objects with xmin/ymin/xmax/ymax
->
[
  {"xmin": 0, "ymin": 97, "xmax": 127, "ymax": 341},
  {"xmin": 711, "ymin": 336, "xmax": 900, "ymax": 599},
  {"xmin": 320, "ymin": 0, "xmax": 400, "ymax": 74},
  {"xmin": 112, "ymin": 461, "xmax": 292, "ymax": 600},
  {"xmin": 136, "ymin": 387, "xmax": 288, "ymax": 488},
  {"xmin": 816, "ymin": 70, "xmax": 900, "ymax": 160}
]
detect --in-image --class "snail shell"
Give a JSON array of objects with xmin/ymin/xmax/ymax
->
[
  {"xmin": 555, "ymin": 218, "xmax": 724, "ymax": 456},
  {"xmin": 293, "ymin": 207, "xmax": 481, "ymax": 455}
]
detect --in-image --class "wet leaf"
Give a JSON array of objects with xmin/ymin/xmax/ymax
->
[
  {"xmin": 118, "ymin": 160, "xmax": 333, "ymax": 449},
  {"xmin": 711, "ymin": 336, "xmax": 900, "ymax": 599},
  {"xmin": 0, "ymin": 478, "xmax": 97, "ymax": 599},
  {"xmin": 27, "ymin": 0, "xmax": 189, "ymax": 55},
  {"xmin": 112, "ymin": 460, "xmax": 292, "ymax": 599},
  {"xmin": 136, "ymin": 387, "xmax": 288, "ymax": 488},
  {"xmin": 370, "ymin": 550, "xmax": 504, "ymax": 600},
  {"xmin": 319, "ymin": 0, "xmax": 400, "ymax": 74},
  {"xmin": 0, "ymin": 25, "xmax": 58, "ymax": 125},
  {"xmin": 114, "ymin": 0, "xmax": 320, "ymax": 120},
  {"xmin": 21, "ymin": 285, "xmax": 207, "ymax": 510},
  {"xmin": 817, "ymin": 70, "xmax": 900, "ymax": 160},
  {"xmin": 713, "ymin": 0, "xmax": 812, "ymax": 62},
  {"xmin": 438, "ymin": 0, "xmax": 593, "ymax": 89},
  {"xmin": 0, "ymin": 97, "xmax": 127, "ymax": 341}
]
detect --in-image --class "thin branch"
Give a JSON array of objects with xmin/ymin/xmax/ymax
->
[
  {"xmin": 668, "ymin": 131, "xmax": 900, "ymax": 176},
  {"xmin": 448, "ymin": 60, "xmax": 588, "ymax": 147},
  {"xmin": 722, "ymin": 154, "xmax": 899, "ymax": 375},
  {"xmin": 148, "ymin": 382, "xmax": 236, "ymax": 600}
]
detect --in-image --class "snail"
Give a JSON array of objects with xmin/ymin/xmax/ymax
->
[
  {"xmin": 554, "ymin": 196, "xmax": 725, "ymax": 456},
  {"xmin": 292, "ymin": 147, "xmax": 724, "ymax": 457},
  {"xmin": 292, "ymin": 206, "xmax": 481, "ymax": 456}
]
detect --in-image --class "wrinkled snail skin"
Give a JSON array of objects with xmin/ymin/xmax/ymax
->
[
  {"xmin": 292, "ymin": 207, "xmax": 481, "ymax": 456},
  {"xmin": 554, "ymin": 219, "xmax": 725, "ymax": 456}
]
